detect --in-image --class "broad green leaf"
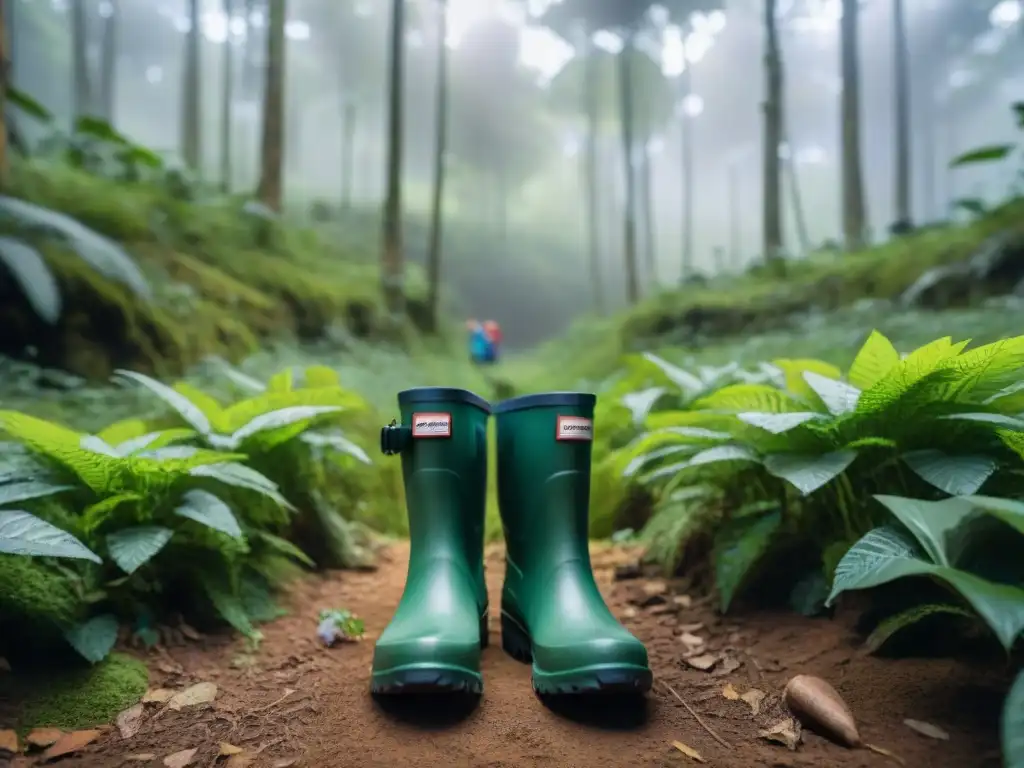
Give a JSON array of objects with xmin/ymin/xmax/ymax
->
[
  {"xmin": 903, "ymin": 450, "xmax": 996, "ymax": 496},
  {"xmin": 643, "ymin": 444, "xmax": 758, "ymax": 482},
  {"xmin": 219, "ymin": 387, "xmax": 367, "ymax": 432},
  {"xmin": 713, "ymin": 508, "xmax": 782, "ymax": 612},
  {"xmin": 641, "ymin": 353, "xmax": 704, "ymax": 393},
  {"xmin": 960, "ymin": 495, "xmax": 1024, "ymax": 538},
  {"xmin": 950, "ymin": 143, "xmax": 1015, "ymax": 166},
  {"xmin": 772, "ymin": 359, "xmax": 841, "ymax": 402},
  {"xmin": 223, "ymin": 367, "xmax": 266, "ymax": 393},
  {"xmin": 736, "ymin": 411, "xmax": 825, "ymax": 434},
  {"xmin": 872, "ymin": 495, "xmax": 975, "ymax": 567},
  {"xmin": 695, "ymin": 384, "xmax": 805, "ymax": 414},
  {"xmin": 0, "ymin": 510, "xmax": 100, "ymax": 561},
  {"xmin": 199, "ymin": 571, "xmax": 259, "ymax": 640},
  {"xmin": 8, "ymin": 85, "xmax": 54, "ymax": 121},
  {"xmin": 939, "ymin": 413, "xmax": 1024, "ymax": 429},
  {"xmin": 303, "ymin": 365, "xmax": 340, "ymax": 388},
  {"xmin": 188, "ymin": 462, "xmax": 293, "ymax": 509},
  {"xmin": 252, "ymin": 530, "xmax": 315, "ymax": 567},
  {"xmin": 827, "ymin": 526, "xmax": 1024, "ymax": 651},
  {"xmin": 64, "ymin": 614, "xmax": 119, "ymax": 663},
  {"xmin": 79, "ymin": 435, "xmax": 118, "ymax": 456},
  {"xmin": 934, "ymin": 336, "xmax": 1024, "ymax": 403},
  {"xmin": 864, "ymin": 603, "xmax": 977, "ymax": 653},
  {"xmin": 802, "ymin": 371, "xmax": 860, "ymax": 416},
  {"xmin": 857, "ymin": 337, "xmax": 969, "ymax": 414},
  {"xmin": 96, "ymin": 418, "xmax": 150, "ymax": 445},
  {"xmin": 174, "ymin": 489, "xmax": 243, "ymax": 538},
  {"xmin": 763, "ymin": 450, "xmax": 856, "ymax": 494},
  {"xmin": 114, "ymin": 370, "xmax": 211, "ymax": 434},
  {"xmin": 1001, "ymin": 430, "xmax": 1024, "ymax": 460},
  {"xmin": 172, "ymin": 382, "xmax": 226, "ymax": 425},
  {"xmin": 0, "ymin": 479, "xmax": 74, "ymax": 506},
  {"xmin": 210, "ymin": 405, "xmax": 342, "ymax": 450},
  {"xmin": 107, "ymin": 526, "xmax": 174, "ymax": 574},
  {"xmin": 623, "ymin": 444, "xmax": 694, "ymax": 477},
  {"xmin": 0, "ymin": 451, "xmax": 53, "ymax": 484},
  {"xmin": 620, "ymin": 387, "xmax": 666, "ymax": 423},
  {"xmin": 844, "ymin": 436, "xmax": 898, "ymax": 450},
  {"xmin": 114, "ymin": 428, "xmax": 196, "ymax": 456},
  {"xmin": 303, "ymin": 430, "xmax": 372, "ymax": 464},
  {"xmin": 1004, "ymin": 669, "xmax": 1024, "ymax": 768},
  {"xmin": 0, "ymin": 236, "xmax": 61, "ymax": 323},
  {"xmin": 983, "ymin": 379, "xmax": 1024, "ymax": 406},
  {"xmin": 81, "ymin": 492, "xmax": 144, "ymax": 533},
  {"xmin": 848, "ymin": 330, "xmax": 900, "ymax": 389},
  {"xmin": 267, "ymin": 367, "xmax": 294, "ymax": 392}
]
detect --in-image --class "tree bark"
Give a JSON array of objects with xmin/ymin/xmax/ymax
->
[
  {"xmin": 381, "ymin": 0, "xmax": 406, "ymax": 317},
  {"xmin": 219, "ymin": 0, "xmax": 235, "ymax": 193},
  {"xmin": 617, "ymin": 42, "xmax": 639, "ymax": 305},
  {"xmin": 0, "ymin": 0, "xmax": 8, "ymax": 190},
  {"xmin": 341, "ymin": 101, "xmax": 356, "ymax": 209},
  {"xmin": 892, "ymin": 0, "xmax": 912, "ymax": 233},
  {"xmin": 181, "ymin": 0, "xmax": 202, "ymax": 169},
  {"xmin": 582, "ymin": 38, "xmax": 603, "ymax": 313},
  {"xmin": 425, "ymin": 1, "xmax": 448, "ymax": 332},
  {"xmin": 100, "ymin": 0, "xmax": 118, "ymax": 123},
  {"xmin": 840, "ymin": 0, "xmax": 868, "ymax": 249},
  {"xmin": 256, "ymin": 0, "xmax": 286, "ymax": 210},
  {"xmin": 762, "ymin": 0, "xmax": 784, "ymax": 264},
  {"xmin": 71, "ymin": 0, "xmax": 92, "ymax": 119}
]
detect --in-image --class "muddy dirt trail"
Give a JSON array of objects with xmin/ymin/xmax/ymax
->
[{"xmin": 43, "ymin": 543, "xmax": 1007, "ymax": 768}]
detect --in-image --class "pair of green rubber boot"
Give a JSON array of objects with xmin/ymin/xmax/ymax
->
[{"xmin": 370, "ymin": 387, "xmax": 652, "ymax": 696}]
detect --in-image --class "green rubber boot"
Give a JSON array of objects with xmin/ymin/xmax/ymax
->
[
  {"xmin": 370, "ymin": 387, "xmax": 490, "ymax": 694},
  {"xmin": 494, "ymin": 392, "xmax": 652, "ymax": 695}
]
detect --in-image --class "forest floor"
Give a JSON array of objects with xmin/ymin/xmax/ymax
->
[{"xmin": 12, "ymin": 543, "xmax": 1009, "ymax": 768}]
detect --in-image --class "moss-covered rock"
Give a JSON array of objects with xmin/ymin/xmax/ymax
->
[{"xmin": 0, "ymin": 653, "xmax": 148, "ymax": 733}]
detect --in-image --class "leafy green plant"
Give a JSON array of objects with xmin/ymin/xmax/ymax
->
[
  {"xmin": 0, "ymin": 410, "xmax": 301, "ymax": 663},
  {"xmin": 113, "ymin": 365, "xmax": 375, "ymax": 568},
  {"xmin": 610, "ymin": 331, "xmax": 1024, "ymax": 610},
  {"xmin": 950, "ymin": 101, "xmax": 1024, "ymax": 217}
]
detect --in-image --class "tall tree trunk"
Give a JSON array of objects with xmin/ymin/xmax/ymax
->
[
  {"xmin": 840, "ymin": 0, "xmax": 867, "ymax": 249},
  {"xmin": 640, "ymin": 139, "xmax": 656, "ymax": 287},
  {"xmin": 680, "ymin": 47, "xmax": 694, "ymax": 279},
  {"xmin": 617, "ymin": 43, "xmax": 639, "ymax": 305},
  {"xmin": 0, "ymin": 0, "xmax": 8, "ymax": 190},
  {"xmin": 762, "ymin": 0, "xmax": 784, "ymax": 263},
  {"xmin": 99, "ymin": 0, "xmax": 118, "ymax": 122},
  {"xmin": 181, "ymin": 0, "xmax": 202, "ymax": 169},
  {"xmin": 341, "ymin": 101, "xmax": 356, "ymax": 209},
  {"xmin": 425, "ymin": 0, "xmax": 448, "ymax": 332},
  {"xmin": 242, "ymin": 0, "xmax": 260, "ymax": 188},
  {"xmin": 727, "ymin": 160, "xmax": 740, "ymax": 270},
  {"xmin": 220, "ymin": 0, "xmax": 235, "ymax": 192},
  {"xmin": 891, "ymin": 0, "xmax": 912, "ymax": 233},
  {"xmin": 256, "ymin": 0, "xmax": 286, "ymax": 210},
  {"xmin": 71, "ymin": 0, "xmax": 92, "ymax": 119},
  {"xmin": 381, "ymin": 0, "xmax": 406, "ymax": 317},
  {"xmin": 582, "ymin": 40, "xmax": 603, "ymax": 313}
]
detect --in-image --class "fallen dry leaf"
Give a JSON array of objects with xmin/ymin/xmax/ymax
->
[
  {"xmin": 219, "ymin": 742, "xmax": 244, "ymax": 756},
  {"xmin": 741, "ymin": 688, "xmax": 767, "ymax": 716},
  {"xmin": 125, "ymin": 755, "xmax": 157, "ymax": 762},
  {"xmin": 163, "ymin": 747, "xmax": 198, "ymax": 767},
  {"xmin": 714, "ymin": 657, "xmax": 742, "ymax": 676},
  {"xmin": 25, "ymin": 728, "xmax": 63, "ymax": 750},
  {"xmin": 116, "ymin": 703, "xmax": 145, "ymax": 739},
  {"xmin": 179, "ymin": 624, "xmax": 202, "ymax": 641},
  {"xmin": 722, "ymin": 683, "xmax": 740, "ymax": 700},
  {"xmin": 156, "ymin": 660, "xmax": 183, "ymax": 676},
  {"xmin": 904, "ymin": 719, "xmax": 949, "ymax": 740},
  {"xmin": 168, "ymin": 682, "xmax": 217, "ymax": 710},
  {"xmin": 272, "ymin": 758, "xmax": 299, "ymax": 768},
  {"xmin": 143, "ymin": 688, "xmax": 175, "ymax": 704},
  {"xmin": 671, "ymin": 740, "xmax": 705, "ymax": 762},
  {"xmin": 784, "ymin": 674, "xmax": 861, "ymax": 748},
  {"xmin": 0, "ymin": 729, "xmax": 18, "ymax": 753},
  {"xmin": 673, "ymin": 594, "xmax": 693, "ymax": 608},
  {"xmin": 759, "ymin": 717, "xmax": 802, "ymax": 750},
  {"xmin": 642, "ymin": 580, "xmax": 667, "ymax": 597},
  {"xmin": 678, "ymin": 622, "xmax": 704, "ymax": 633},
  {"xmin": 41, "ymin": 729, "xmax": 102, "ymax": 760},
  {"xmin": 621, "ymin": 606, "xmax": 638, "ymax": 619},
  {"xmin": 226, "ymin": 752, "xmax": 257, "ymax": 767},
  {"xmin": 679, "ymin": 632, "xmax": 704, "ymax": 650},
  {"xmin": 684, "ymin": 654, "xmax": 719, "ymax": 671}
]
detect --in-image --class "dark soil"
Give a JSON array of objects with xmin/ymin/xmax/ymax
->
[{"xmin": 8, "ymin": 543, "xmax": 1010, "ymax": 767}]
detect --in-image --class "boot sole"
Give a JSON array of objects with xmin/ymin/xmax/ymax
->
[
  {"xmin": 370, "ymin": 613, "xmax": 488, "ymax": 694},
  {"xmin": 501, "ymin": 612, "xmax": 653, "ymax": 695}
]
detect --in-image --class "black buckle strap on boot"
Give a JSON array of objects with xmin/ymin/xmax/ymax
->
[{"xmin": 380, "ymin": 419, "xmax": 410, "ymax": 455}]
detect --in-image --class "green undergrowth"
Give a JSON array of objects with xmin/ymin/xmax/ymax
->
[{"xmin": 0, "ymin": 653, "xmax": 148, "ymax": 733}]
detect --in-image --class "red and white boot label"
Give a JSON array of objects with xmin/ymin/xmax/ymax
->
[
  {"xmin": 411, "ymin": 412, "xmax": 452, "ymax": 438},
  {"xmin": 556, "ymin": 415, "xmax": 593, "ymax": 441}
]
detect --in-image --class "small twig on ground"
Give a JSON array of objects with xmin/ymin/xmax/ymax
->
[
  {"xmin": 252, "ymin": 689, "xmax": 296, "ymax": 714},
  {"xmin": 658, "ymin": 679, "xmax": 732, "ymax": 749}
]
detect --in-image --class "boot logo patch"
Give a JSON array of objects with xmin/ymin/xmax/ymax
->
[
  {"xmin": 411, "ymin": 412, "xmax": 452, "ymax": 438},
  {"xmin": 556, "ymin": 415, "xmax": 593, "ymax": 441}
]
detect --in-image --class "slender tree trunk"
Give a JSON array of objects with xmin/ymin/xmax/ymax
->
[
  {"xmin": 617, "ymin": 43, "xmax": 640, "ymax": 304},
  {"xmin": 71, "ymin": 0, "xmax": 92, "ymax": 119},
  {"xmin": 679, "ymin": 40, "xmax": 694, "ymax": 279},
  {"xmin": 727, "ymin": 161, "xmax": 740, "ymax": 270},
  {"xmin": 0, "ymin": 0, "xmax": 8, "ymax": 190},
  {"xmin": 242, "ymin": 0, "xmax": 260, "ymax": 188},
  {"xmin": 181, "ymin": 0, "xmax": 202, "ymax": 169},
  {"xmin": 840, "ymin": 0, "xmax": 867, "ymax": 249},
  {"xmin": 762, "ymin": 0, "xmax": 784, "ymax": 263},
  {"xmin": 582, "ymin": 40, "xmax": 603, "ymax": 313},
  {"xmin": 425, "ymin": 1, "xmax": 448, "ymax": 332},
  {"xmin": 220, "ymin": 0, "xmax": 235, "ymax": 193},
  {"xmin": 892, "ymin": 0, "xmax": 912, "ymax": 233},
  {"xmin": 381, "ymin": 0, "xmax": 406, "ymax": 317},
  {"xmin": 100, "ymin": 0, "xmax": 118, "ymax": 122},
  {"xmin": 341, "ymin": 101, "xmax": 356, "ymax": 209},
  {"xmin": 640, "ymin": 140, "xmax": 656, "ymax": 287},
  {"xmin": 256, "ymin": 0, "xmax": 286, "ymax": 209},
  {"xmin": 921, "ymin": 92, "xmax": 935, "ymax": 221}
]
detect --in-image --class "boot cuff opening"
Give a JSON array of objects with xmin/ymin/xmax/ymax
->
[
  {"xmin": 397, "ymin": 387, "xmax": 491, "ymax": 412},
  {"xmin": 492, "ymin": 392, "xmax": 596, "ymax": 414}
]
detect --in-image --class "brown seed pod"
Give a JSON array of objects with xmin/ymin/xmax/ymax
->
[{"xmin": 784, "ymin": 674, "xmax": 862, "ymax": 747}]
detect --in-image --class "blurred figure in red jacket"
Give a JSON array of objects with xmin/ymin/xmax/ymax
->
[{"xmin": 482, "ymin": 320, "xmax": 502, "ymax": 363}]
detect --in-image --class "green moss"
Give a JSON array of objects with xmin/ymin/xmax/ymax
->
[
  {"xmin": 0, "ymin": 556, "xmax": 84, "ymax": 628},
  {"xmin": 8, "ymin": 654, "xmax": 149, "ymax": 732}
]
